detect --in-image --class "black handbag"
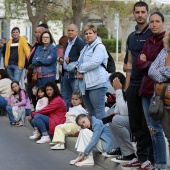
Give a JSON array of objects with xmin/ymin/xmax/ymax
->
[{"xmin": 149, "ymin": 83, "xmax": 167, "ymax": 121}]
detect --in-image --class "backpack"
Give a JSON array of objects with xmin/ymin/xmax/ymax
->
[{"xmin": 93, "ymin": 43, "xmax": 116, "ymax": 73}]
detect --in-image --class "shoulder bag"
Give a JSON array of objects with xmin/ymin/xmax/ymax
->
[{"xmin": 149, "ymin": 83, "xmax": 167, "ymax": 121}]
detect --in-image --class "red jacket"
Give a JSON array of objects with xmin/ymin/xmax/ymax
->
[
  {"xmin": 31, "ymin": 96, "xmax": 66, "ymax": 134},
  {"xmin": 136, "ymin": 31, "xmax": 165, "ymax": 97}
]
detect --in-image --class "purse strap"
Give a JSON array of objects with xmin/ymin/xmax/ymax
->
[
  {"xmin": 160, "ymin": 83, "xmax": 167, "ymax": 100},
  {"xmin": 42, "ymin": 44, "xmax": 53, "ymax": 58}
]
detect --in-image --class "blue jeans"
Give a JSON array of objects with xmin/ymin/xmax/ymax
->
[
  {"xmin": 37, "ymin": 76, "xmax": 55, "ymax": 87},
  {"xmin": 61, "ymin": 72, "xmax": 75, "ymax": 111},
  {"xmin": 0, "ymin": 96, "xmax": 8, "ymax": 109},
  {"xmin": 82, "ymin": 87, "xmax": 107, "ymax": 120},
  {"xmin": 7, "ymin": 65, "xmax": 23, "ymax": 82},
  {"xmin": 149, "ymin": 118, "xmax": 167, "ymax": 169},
  {"xmin": 30, "ymin": 114, "xmax": 49, "ymax": 136},
  {"xmin": 142, "ymin": 96, "xmax": 167, "ymax": 168},
  {"xmin": 6, "ymin": 105, "xmax": 16, "ymax": 123},
  {"xmin": 142, "ymin": 96, "xmax": 151, "ymax": 126}
]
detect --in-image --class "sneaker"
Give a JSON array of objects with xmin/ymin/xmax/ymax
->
[
  {"xmin": 70, "ymin": 153, "xmax": 82, "ymax": 165},
  {"xmin": 36, "ymin": 135, "xmax": 51, "ymax": 144},
  {"xmin": 75, "ymin": 156, "xmax": 94, "ymax": 167},
  {"xmin": 111, "ymin": 153, "xmax": 137, "ymax": 163},
  {"xmin": 136, "ymin": 160, "xmax": 154, "ymax": 170},
  {"xmin": 102, "ymin": 148, "xmax": 121, "ymax": 158},
  {"xmin": 15, "ymin": 121, "xmax": 23, "ymax": 127},
  {"xmin": 10, "ymin": 122, "xmax": 16, "ymax": 126},
  {"xmin": 29, "ymin": 130, "xmax": 41, "ymax": 140},
  {"xmin": 50, "ymin": 143, "xmax": 65, "ymax": 150},
  {"xmin": 121, "ymin": 158, "xmax": 142, "ymax": 170}
]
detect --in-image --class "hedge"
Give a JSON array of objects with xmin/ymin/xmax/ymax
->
[{"xmin": 102, "ymin": 39, "xmax": 121, "ymax": 53}]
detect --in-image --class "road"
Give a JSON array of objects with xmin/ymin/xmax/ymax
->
[{"xmin": 0, "ymin": 116, "xmax": 104, "ymax": 170}]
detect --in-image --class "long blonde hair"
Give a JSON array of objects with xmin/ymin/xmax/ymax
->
[{"xmin": 163, "ymin": 27, "xmax": 170, "ymax": 52}]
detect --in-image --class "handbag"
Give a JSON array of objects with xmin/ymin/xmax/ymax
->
[
  {"xmin": 32, "ymin": 71, "xmax": 38, "ymax": 85},
  {"xmin": 149, "ymin": 83, "xmax": 167, "ymax": 121}
]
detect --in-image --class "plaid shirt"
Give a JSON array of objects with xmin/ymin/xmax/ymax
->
[{"xmin": 148, "ymin": 48, "xmax": 170, "ymax": 97}]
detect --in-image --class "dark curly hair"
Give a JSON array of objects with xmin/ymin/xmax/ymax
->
[{"xmin": 45, "ymin": 81, "xmax": 61, "ymax": 99}]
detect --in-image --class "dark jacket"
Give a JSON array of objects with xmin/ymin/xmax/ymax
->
[
  {"xmin": 64, "ymin": 36, "xmax": 85, "ymax": 78},
  {"xmin": 136, "ymin": 31, "xmax": 165, "ymax": 97}
]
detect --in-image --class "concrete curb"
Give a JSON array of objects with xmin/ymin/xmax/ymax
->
[{"xmin": 25, "ymin": 118, "xmax": 122, "ymax": 170}]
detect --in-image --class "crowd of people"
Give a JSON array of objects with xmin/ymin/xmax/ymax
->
[{"xmin": 0, "ymin": 1, "xmax": 170, "ymax": 170}]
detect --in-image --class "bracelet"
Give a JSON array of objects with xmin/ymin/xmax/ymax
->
[{"xmin": 126, "ymin": 69, "xmax": 132, "ymax": 72}]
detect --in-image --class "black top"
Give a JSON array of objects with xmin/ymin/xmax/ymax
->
[
  {"xmin": 9, "ymin": 39, "xmax": 19, "ymax": 65},
  {"xmin": 124, "ymin": 24, "xmax": 153, "ymax": 86}
]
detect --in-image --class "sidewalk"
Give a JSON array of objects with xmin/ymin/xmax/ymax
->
[{"xmin": 24, "ymin": 119, "xmax": 122, "ymax": 170}]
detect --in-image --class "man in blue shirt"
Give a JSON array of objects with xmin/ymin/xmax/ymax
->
[
  {"xmin": 122, "ymin": 2, "xmax": 154, "ymax": 170},
  {"xmin": 59, "ymin": 24, "xmax": 85, "ymax": 110}
]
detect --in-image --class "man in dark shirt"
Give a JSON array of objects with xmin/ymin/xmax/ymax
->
[{"xmin": 122, "ymin": 2, "xmax": 154, "ymax": 170}]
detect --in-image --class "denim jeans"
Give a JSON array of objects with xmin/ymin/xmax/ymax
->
[
  {"xmin": 82, "ymin": 87, "xmax": 107, "ymax": 120},
  {"xmin": 7, "ymin": 65, "xmax": 23, "ymax": 82},
  {"xmin": 30, "ymin": 114, "xmax": 49, "ymax": 136},
  {"xmin": 61, "ymin": 72, "xmax": 75, "ymax": 111},
  {"xmin": 6, "ymin": 105, "xmax": 31, "ymax": 123},
  {"xmin": 142, "ymin": 96, "xmax": 167, "ymax": 168},
  {"xmin": 142, "ymin": 96, "xmax": 152, "ymax": 126},
  {"xmin": 149, "ymin": 118, "xmax": 167, "ymax": 169},
  {"xmin": 0, "ymin": 96, "xmax": 8, "ymax": 109},
  {"xmin": 6, "ymin": 105, "xmax": 16, "ymax": 123},
  {"xmin": 37, "ymin": 76, "xmax": 55, "ymax": 88}
]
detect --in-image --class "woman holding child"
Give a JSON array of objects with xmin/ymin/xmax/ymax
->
[{"xmin": 28, "ymin": 81, "xmax": 66, "ymax": 144}]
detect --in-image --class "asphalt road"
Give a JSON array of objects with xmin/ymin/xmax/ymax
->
[{"xmin": 0, "ymin": 116, "xmax": 104, "ymax": 170}]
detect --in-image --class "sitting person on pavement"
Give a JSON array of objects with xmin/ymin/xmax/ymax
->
[
  {"xmin": 69, "ymin": 114, "xmax": 113, "ymax": 167},
  {"xmin": 29, "ymin": 86, "xmax": 49, "ymax": 140},
  {"xmin": 6, "ymin": 81, "xmax": 31, "ymax": 126},
  {"xmin": 102, "ymin": 72, "xmax": 136, "ymax": 163},
  {"xmin": 50, "ymin": 91, "xmax": 87, "ymax": 150},
  {"xmin": 0, "ymin": 69, "xmax": 12, "ymax": 110},
  {"xmin": 27, "ymin": 81, "xmax": 66, "ymax": 144}
]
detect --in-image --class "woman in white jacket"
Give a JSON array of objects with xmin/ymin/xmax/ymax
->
[{"xmin": 76, "ymin": 24, "xmax": 108, "ymax": 120}]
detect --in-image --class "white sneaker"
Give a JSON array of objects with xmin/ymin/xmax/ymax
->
[
  {"xmin": 75, "ymin": 156, "xmax": 94, "ymax": 167},
  {"xmin": 50, "ymin": 143, "xmax": 65, "ymax": 150},
  {"xmin": 36, "ymin": 135, "xmax": 51, "ymax": 144},
  {"xmin": 70, "ymin": 153, "xmax": 82, "ymax": 165},
  {"xmin": 29, "ymin": 130, "xmax": 41, "ymax": 140}
]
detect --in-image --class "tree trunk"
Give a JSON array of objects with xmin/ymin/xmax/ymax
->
[
  {"xmin": 120, "ymin": 18, "xmax": 129, "ymax": 55},
  {"xmin": 72, "ymin": 0, "xmax": 83, "ymax": 35}
]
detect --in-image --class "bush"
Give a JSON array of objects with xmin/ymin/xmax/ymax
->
[
  {"xmin": 102, "ymin": 39, "xmax": 121, "ymax": 53},
  {"xmin": 97, "ymin": 25, "xmax": 108, "ymax": 39}
]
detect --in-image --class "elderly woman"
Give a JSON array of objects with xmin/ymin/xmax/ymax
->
[
  {"xmin": 0, "ymin": 69, "xmax": 12, "ymax": 109},
  {"xmin": 148, "ymin": 27, "xmax": 170, "ymax": 170},
  {"xmin": 32, "ymin": 31, "xmax": 57, "ymax": 87},
  {"xmin": 75, "ymin": 24, "xmax": 108, "ymax": 120}
]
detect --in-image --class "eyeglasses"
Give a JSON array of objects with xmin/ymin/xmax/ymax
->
[{"xmin": 42, "ymin": 37, "xmax": 50, "ymax": 39}]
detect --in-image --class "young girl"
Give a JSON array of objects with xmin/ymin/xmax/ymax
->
[
  {"xmin": 29, "ymin": 86, "xmax": 48, "ymax": 140},
  {"xmin": 69, "ymin": 114, "xmax": 113, "ymax": 167},
  {"xmin": 50, "ymin": 91, "xmax": 87, "ymax": 150},
  {"xmin": 6, "ymin": 81, "xmax": 31, "ymax": 126}
]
